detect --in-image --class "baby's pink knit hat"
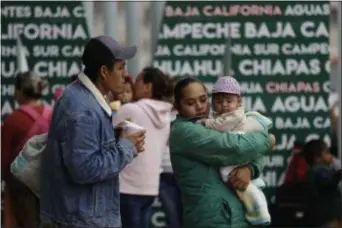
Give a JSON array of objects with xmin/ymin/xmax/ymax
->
[{"xmin": 212, "ymin": 76, "xmax": 241, "ymax": 95}]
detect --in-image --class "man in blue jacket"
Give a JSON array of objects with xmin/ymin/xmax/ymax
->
[{"xmin": 40, "ymin": 36, "xmax": 145, "ymax": 228}]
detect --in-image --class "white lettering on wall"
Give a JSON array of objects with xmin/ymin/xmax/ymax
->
[
  {"xmin": 239, "ymin": 59, "xmax": 321, "ymax": 76},
  {"xmin": 271, "ymin": 95, "xmax": 329, "ymax": 113},
  {"xmin": 33, "ymin": 61, "xmax": 82, "ymax": 77},
  {"xmin": 2, "ymin": 23, "xmax": 88, "ymax": 40},
  {"xmin": 159, "ymin": 22, "xmax": 241, "ymax": 39},
  {"xmin": 244, "ymin": 22, "xmax": 295, "ymax": 38},
  {"xmin": 153, "ymin": 60, "xmax": 222, "ymax": 76}
]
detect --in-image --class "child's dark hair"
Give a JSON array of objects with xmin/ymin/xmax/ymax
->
[
  {"xmin": 301, "ymin": 139, "xmax": 328, "ymax": 165},
  {"xmin": 174, "ymin": 77, "xmax": 207, "ymax": 107},
  {"xmin": 15, "ymin": 71, "xmax": 48, "ymax": 99},
  {"xmin": 140, "ymin": 66, "xmax": 173, "ymax": 101}
]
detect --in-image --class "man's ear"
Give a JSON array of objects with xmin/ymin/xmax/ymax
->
[{"xmin": 99, "ymin": 65, "xmax": 108, "ymax": 81}]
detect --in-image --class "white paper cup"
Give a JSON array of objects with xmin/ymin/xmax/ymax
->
[{"xmin": 122, "ymin": 120, "xmax": 145, "ymax": 135}]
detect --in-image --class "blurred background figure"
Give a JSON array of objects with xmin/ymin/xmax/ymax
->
[
  {"xmin": 113, "ymin": 67, "xmax": 173, "ymax": 228},
  {"xmin": 273, "ymin": 139, "xmax": 341, "ymax": 228},
  {"xmin": 1, "ymin": 71, "xmax": 52, "ymax": 228},
  {"xmin": 159, "ymin": 75, "xmax": 183, "ymax": 228},
  {"xmin": 301, "ymin": 139, "xmax": 341, "ymax": 228},
  {"xmin": 329, "ymin": 101, "xmax": 340, "ymax": 159},
  {"xmin": 283, "ymin": 141, "xmax": 306, "ymax": 184},
  {"xmin": 117, "ymin": 74, "xmax": 134, "ymax": 104}
]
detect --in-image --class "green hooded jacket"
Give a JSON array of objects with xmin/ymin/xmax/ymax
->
[{"xmin": 169, "ymin": 116, "xmax": 272, "ymax": 228}]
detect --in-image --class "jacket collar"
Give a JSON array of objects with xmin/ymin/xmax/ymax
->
[
  {"xmin": 78, "ymin": 72, "xmax": 112, "ymax": 117},
  {"xmin": 175, "ymin": 115, "xmax": 204, "ymax": 123}
]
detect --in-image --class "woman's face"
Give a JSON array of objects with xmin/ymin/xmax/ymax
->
[
  {"xmin": 133, "ymin": 72, "xmax": 151, "ymax": 101},
  {"xmin": 177, "ymin": 82, "xmax": 209, "ymax": 118}
]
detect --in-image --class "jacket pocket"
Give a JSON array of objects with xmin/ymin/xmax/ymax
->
[
  {"xmin": 92, "ymin": 179, "xmax": 119, "ymax": 216},
  {"xmin": 221, "ymin": 199, "xmax": 232, "ymax": 225},
  {"xmin": 92, "ymin": 183, "xmax": 107, "ymax": 216}
]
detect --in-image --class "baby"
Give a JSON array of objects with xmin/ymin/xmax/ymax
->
[{"xmin": 199, "ymin": 76, "xmax": 272, "ymax": 226}]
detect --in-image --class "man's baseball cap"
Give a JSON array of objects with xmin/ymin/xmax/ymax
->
[{"xmin": 82, "ymin": 35, "xmax": 137, "ymax": 67}]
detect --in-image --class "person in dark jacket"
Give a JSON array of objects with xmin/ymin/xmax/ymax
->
[{"xmin": 302, "ymin": 139, "xmax": 341, "ymax": 227}]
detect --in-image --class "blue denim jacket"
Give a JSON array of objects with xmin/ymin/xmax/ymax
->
[{"xmin": 40, "ymin": 79, "xmax": 136, "ymax": 228}]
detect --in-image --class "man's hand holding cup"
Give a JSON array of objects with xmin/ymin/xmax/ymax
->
[{"xmin": 118, "ymin": 120, "xmax": 146, "ymax": 154}]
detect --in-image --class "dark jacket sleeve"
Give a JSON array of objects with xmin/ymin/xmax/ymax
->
[
  {"xmin": 310, "ymin": 167, "xmax": 341, "ymax": 194},
  {"xmin": 62, "ymin": 111, "xmax": 136, "ymax": 184},
  {"xmin": 249, "ymin": 157, "xmax": 264, "ymax": 179}
]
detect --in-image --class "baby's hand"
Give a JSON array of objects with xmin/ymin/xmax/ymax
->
[{"xmin": 196, "ymin": 119, "xmax": 207, "ymax": 125}]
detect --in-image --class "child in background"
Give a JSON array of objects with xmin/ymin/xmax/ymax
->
[
  {"xmin": 198, "ymin": 76, "xmax": 272, "ymax": 226},
  {"xmin": 107, "ymin": 74, "xmax": 134, "ymax": 115},
  {"xmin": 117, "ymin": 74, "xmax": 134, "ymax": 104}
]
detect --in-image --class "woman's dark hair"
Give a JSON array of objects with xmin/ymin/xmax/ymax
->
[
  {"xmin": 174, "ymin": 77, "xmax": 206, "ymax": 107},
  {"xmin": 15, "ymin": 71, "xmax": 48, "ymax": 99},
  {"xmin": 171, "ymin": 75, "xmax": 184, "ymax": 86},
  {"xmin": 140, "ymin": 67, "xmax": 173, "ymax": 100},
  {"xmin": 301, "ymin": 139, "xmax": 328, "ymax": 165}
]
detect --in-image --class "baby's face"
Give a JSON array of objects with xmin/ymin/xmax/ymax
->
[{"xmin": 212, "ymin": 93, "xmax": 240, "ymax": 115}]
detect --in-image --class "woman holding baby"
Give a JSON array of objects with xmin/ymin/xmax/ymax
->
[{"xmin": 169, "ymin": 76, "xmax": 275, "ymax": 228}]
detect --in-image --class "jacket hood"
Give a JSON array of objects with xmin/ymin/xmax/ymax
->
[{"xmin": 136, "ymin": 99, "xmax": 173, "ymax": 129}]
